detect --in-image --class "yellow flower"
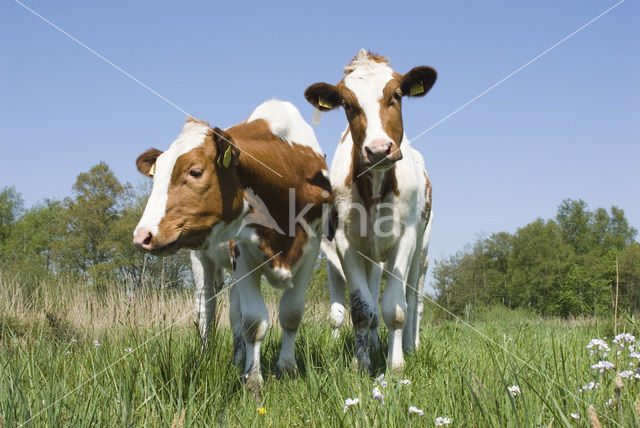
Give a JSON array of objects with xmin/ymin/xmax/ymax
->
[{"xmin": 257, "ymin": 407, "xmax": 266, "ymax": 415}]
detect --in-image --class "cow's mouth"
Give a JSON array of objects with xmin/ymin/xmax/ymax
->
[
  {"xmin": 362, "ymin": 149, "xmax": 403, "ymax": 170},
  {"xmin": 147, "ymin": 237, "xmax": 181, "ymax": 256}
]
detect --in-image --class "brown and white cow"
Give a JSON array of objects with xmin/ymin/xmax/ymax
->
[
  {"xmin": 133, "ymin": 100, "xmax": 331, "ymax": 391},
  {"xmin": 305, "ymin": 50, "xmax": 435, "ymax": 372}
]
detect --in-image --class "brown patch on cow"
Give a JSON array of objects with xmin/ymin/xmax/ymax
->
[
  {"xmin": 422, "ymin": 172, "xmax": 432, "ymax": 223},
  {"xmin": 379, "ymin": 78, "xmax": 404, "ymax": 148},
  {"xmin": 223, "ymin": 118, "xmax": 332, "ymax": 271}
]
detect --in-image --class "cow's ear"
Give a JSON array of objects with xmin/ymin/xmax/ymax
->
[
  {"xmin": 212, "ymin": 127, "xmax": 240, "ymax": 169},
  {"xmin": 401, "ymin": 66, "xmax": 437, "ymax": 98},
  {"xmin": 304, "ymin": 83, "xmax": 342, "ymax": 111},
  {"xmin": 136, "ymin": 148, "xmax": 163, "ymax": 177}
]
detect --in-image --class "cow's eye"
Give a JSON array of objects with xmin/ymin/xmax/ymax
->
[
  {"xmin": 189, "ymin": 168, "xmax": 203, "ymax": 178},
  {"xmin": 392, "ymin": 91, "xmax": 402, "ymax": 103}
]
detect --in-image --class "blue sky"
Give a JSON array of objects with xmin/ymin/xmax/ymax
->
[{"xmin": 1, "ymin": 0, "xmax": 638, "ymax": 287}]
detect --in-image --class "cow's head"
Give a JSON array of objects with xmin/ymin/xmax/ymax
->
[
  {"xmin": 305, "ymin": 50, "xmax": 436, "ymax": 170},
  {"xmin": 133, "ymin": 119, "xmax": 243, "ymax": 255}
]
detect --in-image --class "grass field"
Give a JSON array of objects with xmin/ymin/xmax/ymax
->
[{"xmin": 2, "ymin": 271, "xmax": 640, "ymax": 427}]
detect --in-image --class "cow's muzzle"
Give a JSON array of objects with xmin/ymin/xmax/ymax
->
[
  {"xmin": 133, "ymin": 227, "xmax": 180, "ymax": 255},
  {"xmin": 363, "ymin": 139, "xmax": 403, "ymax": 167}
]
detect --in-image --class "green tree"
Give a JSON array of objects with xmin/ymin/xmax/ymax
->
[
  {"xmin": 0, "ymin": 186, "xmax": 25, "ymax": 258},
  {"xmin": 52, "ymin": 162, "xmax": 131, "ymax": 284},
  {"xmin": 2, "ymin": 199, "xmax": 64, "ymax": 278}
]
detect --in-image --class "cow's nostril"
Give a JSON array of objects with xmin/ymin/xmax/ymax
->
[
  {"xmin": 385, "ymin": 145, "xmax": 392, "ymax": 155},
  {"xmin": 365, "ymin": 146, "xmax": 374, "ymax": 155},
  {"xmin": 143, "ymin": 233, "xmax": 152, "ymax": 246}
]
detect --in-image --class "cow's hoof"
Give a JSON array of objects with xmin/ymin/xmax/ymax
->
[
  {"xmin": 354, "ymin": 356, "xmax": 371, "ymax": 373},
  {"xmin": 276, "ymin": 360, "xmax": 298, "ymax": 379},
  {"xmin": 244, "ymin": 371, "xmax": 263, "ymax": 401},
  {"xmin": 390, "ymin": 359, "xmax": 405, "ymax": 374}
]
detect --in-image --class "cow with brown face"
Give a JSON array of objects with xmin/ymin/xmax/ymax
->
[
  {"xmin": 305, "ymin": 50, "xmax": 434, "ymax": 372},
  {"xmin": 133, "ymin": 100, "xmax": 331, "ymax": 392}
]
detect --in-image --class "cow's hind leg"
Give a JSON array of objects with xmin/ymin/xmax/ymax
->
[
  {"xmin": 230, "ymin": 283, "xmax": 245, "ymax": 368},
  {"xmin": 277, "ymin": 237, "xmax": 320, "ymax": 378}
]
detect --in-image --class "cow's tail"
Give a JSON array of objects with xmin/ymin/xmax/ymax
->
[{"xmin": 321, "ymin": 237, "xmax": 347, "ymax": 337}]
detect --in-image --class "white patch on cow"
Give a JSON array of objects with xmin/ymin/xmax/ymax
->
[
  {"xmin": 247, "ymin": 99, "xmax": 323, "ymax": 155},
  {"xmin": 343, "ymin": 50, "xmax": 395, "ymax": 148},
  {"xmin": 134, "ymin": 121, "xmax": 210, "ymax": 236}
]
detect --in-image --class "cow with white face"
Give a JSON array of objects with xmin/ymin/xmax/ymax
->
[
  {"xmin": 133, "ymin": 100, "xmax": 331, "ymax": 392},
  {"xmin": 305, "ymin": 50, "xmax": 434, "ymax": 372}
]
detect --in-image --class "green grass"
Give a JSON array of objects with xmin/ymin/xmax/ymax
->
[{"xmin": 2, "ymin": 298, "xmax": 640, "ymax": 426}]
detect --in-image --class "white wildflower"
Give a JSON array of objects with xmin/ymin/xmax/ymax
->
[
  {"xmin": 435, "ymin": 416, "xmax": 451, "ymax": 426},
  {"xmin": 408, "ymin": 406, "xmax": 423, "ymax": 416},
  {"xmin": 613, "ymin": 333, "xmax": 635, "ymax": 347},
  {"xmin": 580, "ymin": 381, "xmax": 600, "ymax": 392},
  {"xmin": 619, "ymin": 370, "xmax": 635, "ymax": 379},
  {"xmin": 508, "ymin": 385, "xmax": 521, "ymax": 396},
  {"xmin": 124, "ymin": 347, "xmax": 133, "ymax": 353},
  {"xmin": 399, "ymin": 379, "xmax": 411, "ymax": 385},
  {"xmin": 591, "ymin": 361, "xmax": 615, "ymax": 373},
  {"xmin": 372, "ymin": 387, "xmax": 384, "ymax": 403},
  {"xmin": 587, "ymin": 339, "xmax": 610, "ymax": 356},
  {"xmin": 630, "ymin": 351, "xmax": 640, "ymax": 360},
  {"xmin": 374, "ymin": 373, "xmax": 387, "ymax": 388},
  {"xmin": 570, "ymin": 413, "xmax": 580, "ymax": 420},
  {"xmin": 92, "ymin": 340, "xmax": 101, "ymax": 348},
  {"xmin": 605, "ymin": 398, "xmax": 615, "ymax": 407},
  {"xmin": 343, "ymin": 398, "xmax": 359, "ymax": 413}
]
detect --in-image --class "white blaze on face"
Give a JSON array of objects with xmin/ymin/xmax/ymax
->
[
  {"xmin": 343, "ymin": 53, "xmax": 395, "ymax": 147},
  {"xmin": 134, "ymin": 121, "xmax": 210, "ymax": 237}
]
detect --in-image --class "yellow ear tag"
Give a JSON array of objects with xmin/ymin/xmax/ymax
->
[
  {"xmin": 410, "ymin": 81, "xmax": 424, "ymax": 96},
  {"xmin": 318, "ymin": 97, "xmax": 332, "ymax": 109},
  {"xmin": 148, "ymin": 163, "xmax": 156, "ymax": 177},
  {"xmin": 222, "ymin": 146, "xmax": 232, "ymax": 169}
]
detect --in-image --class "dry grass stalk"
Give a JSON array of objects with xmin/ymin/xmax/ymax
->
[{"xmin": 588, "ymin": 406, "xmax": 601, "ymax": 428}]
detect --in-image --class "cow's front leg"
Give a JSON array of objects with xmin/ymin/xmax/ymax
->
[
  {"xmin": 277, "ymin": 237, "xmax": 320, "ymax": 378},
  {"xmin": 382, "ymin": 229, "xmax": 416, "ymax": 372},
  {"xmin": 339, "ymin": 245, "xmax": 375, "ymax": 372},
  {"xmin": 191, "ymin": 250, "xmax": 222, "ymax": 347},
  {"xmin": 367, "ymin": 262, "xmax": 383, "ymax": 351},
  {"xmin": 234, "ymin": 247, "xmax": 269, "ymax": 396}
]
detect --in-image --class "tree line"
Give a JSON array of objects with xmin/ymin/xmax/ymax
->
[
  {"xmin": 2, "ymin": 162, "xmax": 639, "ymax": 318},
  {"xmin": 0, "ymin": 162, "xmax": 191, "ymax": 292},
  {"xmin": 433, "ymin": 199, "xmax": 640, "ymax": 316}
]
